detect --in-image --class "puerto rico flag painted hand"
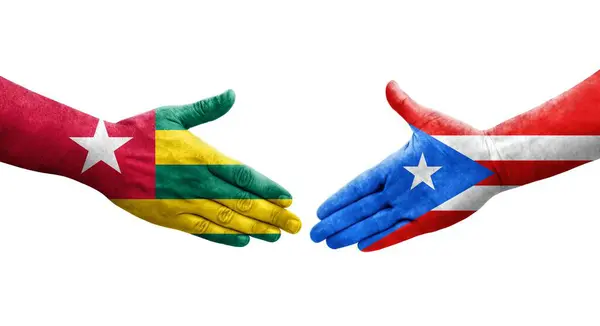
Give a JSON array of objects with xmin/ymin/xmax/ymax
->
[
  {"xmin": 0, "ymin": 77, "xmax": 301, "ymax": 247},
  {"xmin": 312, "ymin": 72, "xmax": 600, "ymax": 252}
]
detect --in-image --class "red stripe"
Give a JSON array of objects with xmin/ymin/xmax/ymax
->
[
  {"xmin": 386, "ymin": 81, "xmax": 486, "ymax": 136},
  {"xmin": 410, "ymin": 71, "xmax": 600, "ymax": 136},
  {"xmin": 362, "ymin": 210, "xmax": 475, "ymax": 252},
  {"xmin": 476, "ymin": 160, "xmax": 588, "ymax": 186},
  {"xmin": 487, "ymin": 71, "xmax": 600, "ymax": 136}
]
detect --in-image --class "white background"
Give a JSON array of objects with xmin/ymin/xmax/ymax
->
[{"xmin": 1, "ymin": 1, "xmax": 600, "ymax": 325}]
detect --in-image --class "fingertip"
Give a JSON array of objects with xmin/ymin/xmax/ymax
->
[
  {"xmin": 385, "ymin": 80, "xmax": 408, "ymax": 108},
  {"xmin": 386, "ymin": 80, "xmax": 399, "ymax": 93},
  {"xmin": 221, "ymin": 89, "xmax": 236, "ymax": 107},
  {"xmin": 280, "ymin": 190, "xmax": 292, "ymax": 200},
  {"xmin": 212, "ymin": 89, "xmax": 236, "ymax": 118},
  {"xmin": 208, "ymin": 89, "xmax": 236, "ymax": 120},
  {"xmin": 385, "ymin": 80, "xmax": 399, "ymax": 100},
  {"xmin": 326, "ymin": 237, "xmax": 342, "ymax": 250},
  {"xmin": 385, "ymin": 80, "xmax": 422, "ymax": 125},
  {"xmin": 358, "ymin": 241, "xmax": 374, "ymax": 252},
  {"xmin": 274, "ymin": 194, "xmax": 293, "ymax": 208},
  {"xmin": 272, "ymin": 182, "xmax": 292, "ymax": 200},
  {"xmin": 309, "ymin": 225, "xmax": 326, "ymax": 243},
  {"xmin": 252, "ymin": 233, "xmax": 281, "ymax": 243},
  {"xmin": 236, "ymin": 234, "xmax": 251, "ymax": 247},
  {"xmin": 284, "ymin": 218, "xmax": 302, "ymax": 234},
  {"xmin": 195, "ymin": 233, "xmax": 250, "ymax": 247}
]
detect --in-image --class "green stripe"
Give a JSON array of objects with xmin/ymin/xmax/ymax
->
[
  {"xmin": 194, "ymin": 233, "xmax": 280, "ymax": 246},
  {"xmin": 155, "ymin": 107, "xmax": 188, "ymax": 130},
  {"xmin": 251, "ymin": 233, "xmax": 281, "ymax": 242},
  {"xmin": 155, "ymin": 90, "xmax": 236, "ymax": 130},
  {"xmin": 194, "ymin": 234, "xmax": 250, "ymax": 247},
  {"xmin": 156, "ymin": 165, "xmax": 290, "ymax": 199},
  {"xmin": 208, "ymin": 164, "xmax": 292, "ymax": 201}
]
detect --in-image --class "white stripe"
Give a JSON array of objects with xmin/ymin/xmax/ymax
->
[
  {"xmin": 433, "ymin": 186, "xmax": 515, "ymax": 211},
  {"xmin": 433, "ymin": 135, "xmax": 600, "ymax": 161}
]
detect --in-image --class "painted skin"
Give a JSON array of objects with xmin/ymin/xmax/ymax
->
[
  {"xmin": 311, "ymin": 82, "xmax": 493, "ymax": 251},
  {"xmin": 312, "ymin": 73, "xmax": 600, "ymax": 252},
  {"xmin": 0, "ymin": 77, "xmax": 301, "ymax": 247},
  {"xmin": 114, "ymin": 91, "xmax": 303, "ymax": 247}
]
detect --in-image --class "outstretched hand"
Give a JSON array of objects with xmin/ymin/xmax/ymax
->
[
  {"xmin": 92, "ymin": 91, "xmax": 301, "ymax": 247},
  {"xmin": 311, "ymin": 81, "xmax": 498, "ymax": 251}
]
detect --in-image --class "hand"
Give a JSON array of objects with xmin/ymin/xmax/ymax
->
[
  {"xmin": 310, "ymin": 81, "xmax": 500, "ymax": 251},
  {"xmin": 72, "ymin": 90, "xmax": 301, "ymax": 247}
]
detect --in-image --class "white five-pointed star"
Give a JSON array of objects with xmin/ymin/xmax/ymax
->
[
  {"xmin": 404, "ymin": 153, "xmax": 442, "ymax": 190},
  {"xmin": 70, "ymin": 120, "xmax": 132, "ymax": 173}
]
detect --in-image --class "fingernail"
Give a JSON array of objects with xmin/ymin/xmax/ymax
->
[{"xmin": 285, "ymin": 219, "xmax": 302, "ymax": 234}]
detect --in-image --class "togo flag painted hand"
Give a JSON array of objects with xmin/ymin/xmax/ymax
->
[
  {"xmin": 312, "ymin": 73, "xmax": 600, "ymax": 252},
  {"xmin": 0, "ymin": 77, "xmax": 301, "ymax": 247}
]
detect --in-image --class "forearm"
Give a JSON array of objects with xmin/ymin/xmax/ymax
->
[
  {"xmin": 0, "ymin": 76, "xmax": 99, "ymax": 175},
  {"xmin": 484, "ymin": 70, "xmax": 600, "ymax": 186},
  {"xmin": 0, "ymin": 77, "xmax": 155, "ymax": 199},
  {"xmin": 489, "ymin": 71, "xmax": 600, "ymax": 135}
]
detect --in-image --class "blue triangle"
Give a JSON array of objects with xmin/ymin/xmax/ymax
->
[
  {"xmin": 358, "ymin": 126, "xmax": 493, "ymax": 250},
  {"xmin": 385, "ymin": 125, "xmax": 493, "ymax": 216}
]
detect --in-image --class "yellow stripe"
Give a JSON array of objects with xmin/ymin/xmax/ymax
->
[
  {"xmin": 112, "ymin": 199, "xmax": 285, "ymax": 234},
  {"xmin": 215, "ymin": 198, "xmax": 299, "ymax": 232},
  {"xmin": 113, "ymin": 199, "xmax": 198, "ymax": 232},
  {"xmin": 155, "ymin": 130, "xmax": 240, "ymax": 165},
  {"xmin": 266, "ymin": 198, "xmax": 292, "ymax": 208}
]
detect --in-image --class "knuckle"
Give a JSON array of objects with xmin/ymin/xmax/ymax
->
[
  {"xmin": 193, "ymin": 220, "xmax": 210, "ymax": 234},
  {"xmin": 192, "ymin": 100, "xmax": 207, "ymax": 118},
  {"xmin": 270, "ymin": 206, "xmax": 283, "ymax": 225},
  {"xmin": 235, "ymin": 192, "xmax": 253, "ymax": 213},
  {"xmin": 234, "ymin": 166, "xmax": 254, "ymax": 188},
  {"xmin": 217, "ymin": 207, "xmax": 235, "ymax": 224}
]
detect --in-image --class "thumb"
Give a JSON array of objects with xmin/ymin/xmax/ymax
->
[
  {"xmin": 157, "ymin": 89, "xmax": 236, "ymax": 130},
  {"xmin": 386, "ymin": 81, "xmax": 432, "ymax": 127}
]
